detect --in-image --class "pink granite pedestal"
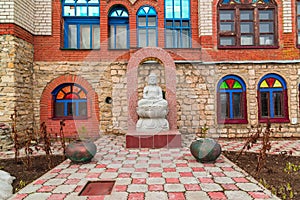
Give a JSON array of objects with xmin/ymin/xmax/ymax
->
[{"xmin": 126, "ymin": 130, "xmax": 181, "ymax": 148}]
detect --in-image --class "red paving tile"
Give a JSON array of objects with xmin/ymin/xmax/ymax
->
[
  {"xmin": 128, "ymin": 193, "xmax": 144, "ymax": 200},
  {"xmin": 184, "ymin": 184, "xmax": 201, "ymax": 191},
  {"xmin": 132, "ymin": 178, "xmax": 146, "ymax": 184},
  {"xmin": 47, "ymin": 194, "xmax": 67, "ymax": 200},
  {"xmin": 208, "ymin": 192, "xmax": 227, "ymax": 199},
  {"xmin": 148, "ymin": 184, "xmax": 164, "ymax": 191},
  {"xmin": 249, "ymin": 192, "xmax": 272, "ymax": 199},
  {"xmin": 114, "ymin": 185, "xmax": 127, "ymax": 192},
  {"xmin": 232, "ymin": 177, "xmax": 249, "ymax": 183},
  {"xmin": 168, "ymin": 192, "xmax": 186, "ymax": 200},
  {"xmin": 166, "ymin": 178, "xmax": 180, "ymax": 183}
]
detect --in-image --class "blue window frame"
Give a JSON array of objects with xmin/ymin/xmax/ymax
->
[
  {"xmin": 137, "ymin": 6, "xmax": 157, "ymax": 47},
  {"xmin": 217, "ymin": 75, "xmax": 247, "ymax": 124},
  {"xmin": 62, "ymin": 0, "xmax": 100, "ymax": 49},
  {"xmin": 258, "ymin": 73, "xmax": 289, "ymax": 122},
  {"xmin": 165, "ymin": 0, "xmax": 191, "ymax": 48},
  {"xmin": 109, "ymin": 6, "xmax": 129, "ymax": 49},
  {"xmin": 52, "ymin": 83, "xmax": 88, "ymax": 118}
]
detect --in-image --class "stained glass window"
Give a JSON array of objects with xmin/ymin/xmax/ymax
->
[
  {"xmin": 137, "ymin": 6, "xmax": 157, "ymax": 47},
  {"xmin": 52, "ymin": 84, "xmax": 87, "ymax": 118},
  {"xmin": 217, "ymin": 75, "xmax": 247, "ymax": 124},
  {"xmin": 165, "ymin": 0, "xmax": 191, "ymax": 48},
  {"xmin": 109, "ymin": 6, "xmax": 129, "ymax": 49},
  {"xmin": 62, "ymin": 0, "xmax": 100, "ymax": 49},
  {"xmin": 258, "ymin": 74, "xmax": 289, "ymax": 122},
  {"xmin": 218, "ymin": 0, "xmax": 277, "ymax": 48}
]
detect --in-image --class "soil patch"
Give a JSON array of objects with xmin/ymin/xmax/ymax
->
[
  {"xmin": 224, "ymin": 151, "xmax": 300, "ymax": 200},
  {"xmin": 0, "ymin": 155, "xmax": 65, "ymax": 193}
]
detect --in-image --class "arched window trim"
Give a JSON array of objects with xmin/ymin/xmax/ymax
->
[
  {"xmin": 137, "ymin": 5, "xmax": 158, "ymax": 47},
  {"xmin": 108, "ymin": 6, "xmax": 129, "ymax": 49},
  {"xmin": 164, "ymin": 0, "xmax": 191, "ymax": 48},
  {"xmin": 217, "ymin": 0, "xmax": 278, "ymax": 49},
  {"xmin": 217, "ymin": 75, "xmax": 248, "ymax": 124},
  {"xmin": 257, "ymin": 73, "xmax": 289, "ymax": 123},
  {"xmin": 52, "ymin": 83, "xmax": 88, "ymax": 119}
]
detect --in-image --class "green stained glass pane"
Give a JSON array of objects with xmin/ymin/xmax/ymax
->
[
  {"xmin": 233, "ymin": 81, "xmax": 242, "ymax": 89},
  {"xmin": 220, "ymin": 81, "xmax": 228, "ymax": 89}
]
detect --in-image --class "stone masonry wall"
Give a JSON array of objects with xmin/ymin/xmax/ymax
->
[
  {"xmin": 0, "ymin": 35, "xmax": 34, "ymax": 150},
  {"xmin": 32, "ymin": 62, "xmax": 300, "ymax": 138}
]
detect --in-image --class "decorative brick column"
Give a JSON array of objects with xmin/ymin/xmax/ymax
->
[{"xmin": 126, "ymin": 47, "xmax": 181, "ymax": 148}]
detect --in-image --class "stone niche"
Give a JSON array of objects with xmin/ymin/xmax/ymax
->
[{"xmin": 126, "ymin": 47, "xmax": 181, "ymax": 148}]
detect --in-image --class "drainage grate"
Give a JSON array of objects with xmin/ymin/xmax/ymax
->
[{"xmin": 79, "ymin": 180, "xmax": 115, "ymax": 196}]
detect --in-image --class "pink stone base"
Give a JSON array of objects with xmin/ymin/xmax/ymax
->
[{"xmin": 126, "ymin": 130, "xmax": 181, "ymax": 148}]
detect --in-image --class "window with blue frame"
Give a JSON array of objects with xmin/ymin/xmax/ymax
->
[
  {"xmin": 52, "ymin": 84, "xmax": 88, "ymax": 118},
  {"xmin": 109, "ymin": 6, "xmax": 129, "ymax": 49},
  {"xmin": 297, "ymin": 0, "xmax": 300, "ymax": 47},
  {"xmin": 258, "ymin": 74, "xmax": 289, "ymax": 122},
  {"xmin": 62, "ymin": 0, "xmax": 100, "ymax": 49},
  {"xmin": 165, "ymin": 0, "xmax": 191, "ymax": 48},
  {"xmin": 137, "ymin": 6, "xmax": 157, "ymax": 47},
  {"xmin": 217, "ymin": 75, "xmax": 247, "ymax": 124}
]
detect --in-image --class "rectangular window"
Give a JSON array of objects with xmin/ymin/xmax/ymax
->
[
  {"xmin": 80, "ymin": 25, "xmax": 90, "ymax": 49},
  {"xmin": 55, "ymin": 102, "xmax": 64, "ymax": 117},
  {"xmin": 68, "ymin": 25, "xmax": 77, "ymax": 48},
  {"xmin": 67, "ymin": 102, "xmax": 76, "ymax": 116},
  {"xmin": 260, "ymin": 92, "xmax": 269, "ymax": 117},
  {"xmin": 259, "ymin": 10, "xmax": 274, "ymax": 45},
  {"xmin": 297, "ymin": 2, "xmax": 300, "ymax": 46},
  {"xmin": 78, "ymin": 102, "xmax": 87, "ymax": 116}
]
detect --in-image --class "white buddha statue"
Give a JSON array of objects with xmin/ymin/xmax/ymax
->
[
  {"xmin": 136, "ymin": 73, "xmax": 169, "ymax": 133},
  {"xmin": 138, "ymin": 73, "xmax": 168, "ymax": 107}
]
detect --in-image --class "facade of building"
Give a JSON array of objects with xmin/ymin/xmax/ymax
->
[{"xmin": 1, "ymin": 0, "xmax": 300, "ymax": 149}]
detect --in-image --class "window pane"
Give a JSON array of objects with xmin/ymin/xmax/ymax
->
[
  {"xmin": 88, "ymin": 6, "xmax": 99, "ymax": 16},
  {"xmin": 78, "ymin": 102, "xmax": 87, "ymax": 116},
  {"xmin": 219, "ymin": 10, "xmax": 234, "ymax": 20},
  {"xmin": 166, "ymin": 21, "xmax": 173, "ymax": 27},
  {"xmin": 76, "ymin": 6, "xmax": 87, "ymax": 16},
  {"xmin": 68, "ymin": 25, "xmax": 77, "ymax": 48},
  {"xmin": 298, "ymin": 3, "xmax": 300, "ymax": 14},
  {"xmin": 259, "ymin": 22, "xmax": 273, "ymax": 33},
  {"xmin": 220, "ymin": 37, "xmax": 235, "ymax": 45},
  {"xmin": 88, "ymin": 0, "xmax": 99, "ymax": 3},
  {"xmin": 220, "ymin": 22, "xmax": 234, "ymax": 32},
  {"xmin": 273, "ymin": 92, "xmax": 283, "ymax": 117},
  {"xmin": 165, "ymin": 29, "xmax": 173, "ymax": 48},
  {"xmin": 182, "ymin": 29, "xmax": 190, "ymax": 48},
  {"xmin": 148, "ymin": 29, "xmax": 157, "ymax": 47},
  {"xmin": 77, "ymin": 0, "xmax": 86, "ymax": 3},
  {"xmin": 138, "ymin": 16, "xmax": 146, "ymax": 26},
  {"xmin": 260, "ymin": 92, "xmax": 269, "ymax": 117},
  {"xmin": 259, "ymin": 35, "xmax": 274, "ymax": 45},
  {"xmin": 182, "ymin": 21, "xmax": 189, "ymax": 27},
  {"xmin": 165, "ymin": 0, "xmax": 173, "ymax": 18},
  {"xmin": 233, "ymin": 93, "xmax": 242, "ymax": 118},
  {"xmin": 148, "ymin": 16, "xmax": 156, "ymax": 26},
  {"xmin": 182, "ymin": 0, "xmax": 190, "ymax": 18},
  {"xmin": 220, "ymin": 93, "xmax": 229, "ymax": 118},
  {"xmin": 109, "ymin": 25, "xmax": 115, "ymax": 48},
  {"xmin": 240, "ymin": 10, "xmax": 253, "ymax": 20},
  {"xmin": 65, "ymin": 0, "xmax": 75, "ymax": 3},
  {"xmin": 80, "ymin": 25, "xmax": 90, "ymax": 49},
  {"xmin": 241, "ymin": 22, "xmax": 253, "ymax": 33},
  {"xmin": 259, "ymin": 10, "xmax": 273, "ymax": 20},
  {"xmin": 241, "ymin": 35, "xmax": 253, "ymax": 45},
  {"xmin": 298, "ymin": 17, "xmax": 300, "ymax": 29},
  {"xmin": 67, "ymin": 102, "xmax": 76, "ymax": 116},
  {"xmin": 174, "ymin": 0, "xmax": 181, "ymax": 18},
  {"xmin": 92, "ymin": 25, "xmax": 100, "ymax": 49},
  {"xmin": 138, "ymin": 29, "xmax": 147, "ymax": 47},
  {"xmin": 64, "ymin": 6, "xmax": 75, "ymax": 16},
  {"xmin": 116, "ymin": 25, "xmax": 127, "ymax": 49},
  {"xmin": 55, "ymin": 102, "xmax": 64, "ymax": 117}
]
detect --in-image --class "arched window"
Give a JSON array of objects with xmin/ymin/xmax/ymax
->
[
  {"xmin": 62, "ymin": 0, "xmax": 100, "ymax": 49},
  {"xmin": 109, "ymin": 6, "xmax": 129, "ymax": 49},
  {"xmin": 137, "ymin": 6, "xmax": 157, "ymax": 47},
  {"xmin": 52, "ymin": 83, "xmax": 88, "ymax": 118},
  {"xmin": 258, "ymin": 74, "xmax": 289, "ymax": 122},
  {"xmin": 217, "ymin": 0, "xmax": 277, "ymax": 48},
  {"xmin": 165, "ymin": 0, "xmax": 191, "ymax": 48},
  {"xmin": 217, "ymin": 75, "xmax": 247, "ymax": 124}
]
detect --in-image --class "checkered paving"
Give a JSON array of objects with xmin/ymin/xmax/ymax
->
[{"xmin": 6, "ymin": 134, "xmax": 292, "ymax": 200}]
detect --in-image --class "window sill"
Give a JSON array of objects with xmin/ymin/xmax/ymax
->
[
  {"xmin": 218, "ymin": 119, "xmax": 248, "ymax": 124},
  {"xmin": 218, "ymin": 45, "xmax": 279, "ymax": 50},
  {"xmin": 60, "ymin": 48, "xmax": 100, "ymax": 51},
  {"xmin": 52, "ymin": 117, "xmax": 88, "ymax": 120},
  {"xmin": 259, "ymin": 118, "xmax": 290, "ymax": 123}
]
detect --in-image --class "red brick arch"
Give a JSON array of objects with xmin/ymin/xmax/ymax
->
[
  {"xmin": 127, "ymin": 47, "xmax": 177, "ymax": 131},
  {"xmin": 40, "ymin": 75, "xmax": 99, "ymax": 138}
]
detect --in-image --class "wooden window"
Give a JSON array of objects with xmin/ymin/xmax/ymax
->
[{"xmin": 218, "ymin": 0, "xmax": 278, "ymax": 49}]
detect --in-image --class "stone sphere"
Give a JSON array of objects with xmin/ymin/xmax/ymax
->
[{"xmin": 190, "ymin": 138, "xmax": 222, "ymax": 163}]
